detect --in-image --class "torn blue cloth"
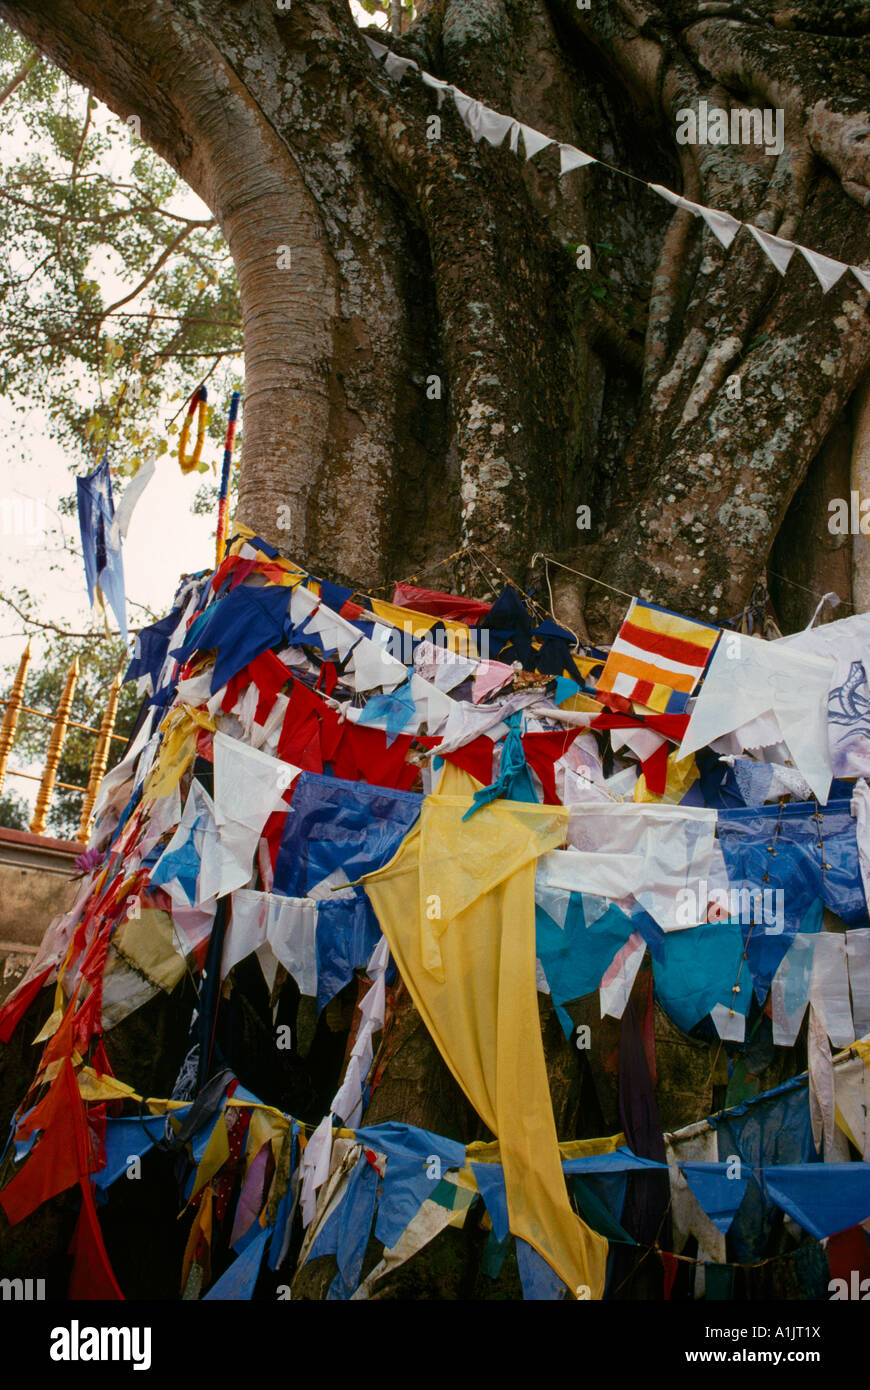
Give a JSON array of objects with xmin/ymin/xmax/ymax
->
[
  {"xmin": 171, "ymin": 583, "xmax": 291, "ymax": 692},
  {"xmin": 76, "ymin": 453, "xmax": 127, "ymax": 641},
  {"xmin": 717, "ymin": 800, "xmax": 865, "ymax": 1001},
  {"xmin": 94, "ymin": 1114, "xmax": 182, "ymax": 1191},
  {"xmin": 306, "ymin": 1150, "xmax": 380, "ymax": 1300},
  {"xmin": 273, "ymin": 772, "xmax": 421, "ymax": 899},
  {"xmin": 762, "ymin": 1163, "xmax": 870, "ymax": 1240},
  {"xmin": 315, "ymin": 896, "xmax": 382, "ymax": 1013},
  {"xmin": 516, "ymin": 1238, "xmax": 570, "ymax": 1299},
  {"xmin": 471, "ymin": 1163, "xmax": 510, "ymax": 1242},
  {"xmin": 352, "ymin": 1122, "xmax": 465, "ymax": 1249},
  {"xmin": 712, "ymin": 1072, "xmax": 818, "ymax": 1261},
  {"xmin": 535, "ymin": 898, "xmax": 635, "ymax": 1036},
  {"xmin": 681, "ymin": 1161, "xmax": 750, "ymax": 1234},
  {"xmin": 148, "ymin": 823, "xmax": 202, "ymax": 905},
  {"xmin": 203, "ymin": 1222, "xmax": 271, "ymax": 1300},
  {"xmin": 356, "ymin": 680, "xmax": 417, "ymax": 745},
  {"xmin": 124, "ymin": 609, "xmax": 182, "ymax": 689}
]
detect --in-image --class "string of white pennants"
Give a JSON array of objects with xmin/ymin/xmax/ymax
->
[{"xmin": 365, "ymin": 35, "xmax": 870, "ymax": 298}]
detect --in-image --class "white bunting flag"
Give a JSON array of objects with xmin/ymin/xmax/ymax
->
[
  {"xmin": 421, "ymin": 70, "xmax": 451, "ymax": 106},
  {"xmin": 518, "ymin": 123, "xmax": 553, "ymax": 160},
  {"xmin": 746, "ymin": 224, "xmax": 796, "ymax": 275},
  {"xmin": 649, "ymin": 184, "xmax": 741, "ymax": 249},
  {"xmin": 799, "ymin": 245, "xmax": 849, "ymax": 293},
  {"xmin": 109, "ymin": 458, "xmax": 156, "ymax": 549},
  {"xmin": 464, "ymin": 102, "xmax": 514, "ymax": 147},
  {"xmin": 699, "ymin": 206, "xmax": 742, "ymax": 249},
  {"xmin": 384, "ymin": 51, "xmax": 419, "ymax": 81},
  {"xmin": 559, "ymin": 144, "xmax": 596, "ymax": 176}
]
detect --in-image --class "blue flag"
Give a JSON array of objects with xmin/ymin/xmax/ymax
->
[{"xmin": 76, "ymin": 453, "xmax": 127, "ymax": 641}]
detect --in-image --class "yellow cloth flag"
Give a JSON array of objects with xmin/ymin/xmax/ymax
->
[
  {"xmin": 143, "ymin": 704, "xmax": 215, "ymax": 802},
  {"xmin": 634, "ymin": 748, "xmax": 698, "ymax": 803},
  {"xmin": 362, "ymin": 794, "xmax": 608, "ymax": 1299},
  {"xmin": 112, "ymin": 908, "xmax": 188, "ymax": 993}
]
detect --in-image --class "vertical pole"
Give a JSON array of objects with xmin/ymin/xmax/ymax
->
[
  {"xmin": 78, "ymin": 666, "xmax": 122, "ymax": 842},
  {"xmin": 215, "ymin": 390, "xmax": 240, "ymax": 568},
  {"xmin": 0, "ymin": 640, "xmax": 31, "ymax": 794},
  {"xmin": 31, "ymin": 655, "xmax": 78, "ymax": 836}
]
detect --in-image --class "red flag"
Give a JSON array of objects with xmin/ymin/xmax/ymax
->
[
  {"xmin": 392, "ymin": 583, "xmax": 492, "ymax": 624},
  {"xmin": 827, "ymin": 1225, "xmax": 870, "ymax": 1287},
  {"xmin": 0, "ymin": 1059, "xmax": 98, "ymax": 1225},
  {"xmin": 661, "ymin": 1251, "xmax": 679, "ymax": 1299},
  {"xmin": 0, "ymin": 965, "xmax": 53, "ymax": 1043},
  {"xmin": 68, "ymin": 1180, "xmax": 124, "ymax": 1299},
  {"xmin": 522, "ymin": 730, "xmax": 581, "ymax": 804}
]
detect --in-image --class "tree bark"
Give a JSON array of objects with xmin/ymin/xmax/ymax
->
[{"xmin": 3, "ymin": 0, "xmax": 862, "ymax": 627}]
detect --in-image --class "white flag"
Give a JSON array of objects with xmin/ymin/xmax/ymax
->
[
  {"xmin": 518, "ymin": 123, "xmax": 553, "ymax": 159},
  {"xmin": 109, "ymin": 457, "xmax": 156, "ymax": 548},
  {"xmin": 559, "ymin": 144, "xmax": 595, "ymax": 176},
  {"xmin": 746, "ymin": 224, "xmax": 796, "ymax": 275},
  {"xmin": 649, "ymin": 183, "xmax": 741, "ymax": 249},
  {"xmin": 798, "ymin": 245, "xmax": 848, "ymax": 293}
]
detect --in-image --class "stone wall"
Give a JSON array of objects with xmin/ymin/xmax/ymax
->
[{"xmin": 0, "ymin": 827, "xmax": 80, "ymax": 1002}]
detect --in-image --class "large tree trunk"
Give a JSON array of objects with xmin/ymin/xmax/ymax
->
[{"xmin": 3, "ymin": 0, "xmax": 867, "ymax": 625}]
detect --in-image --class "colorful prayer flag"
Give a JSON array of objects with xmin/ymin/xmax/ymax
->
[{"xmin": 595, "ymin": 599, "xmax": 720, "ymax": 714}]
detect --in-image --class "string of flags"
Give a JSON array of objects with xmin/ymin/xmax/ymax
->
[
  {"xmin": 363, "ymin": 35, "xmax": 870, "ymax": 297},
  {"xmin": 6, "ymin": 523, "xmax": 870, "ymax": 1300}
]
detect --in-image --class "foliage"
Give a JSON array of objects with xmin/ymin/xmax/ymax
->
[
  {"xmin": 0, "ymin": 28, "xmax": 243, "ymax": 482},
  {"xmin": 357, "ymin": 1, "xmax": 415, "ymax": 35},
  {"xmin": 3, "ymin": 632, "xmax": 142, "ymax": 839},
  {"xmin": 0, "ymin": 788, "xmax": 28, "ymax": 830}
]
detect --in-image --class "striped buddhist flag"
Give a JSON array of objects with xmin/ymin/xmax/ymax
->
[{"xmin": 595, "ymin": 598, "xmax": 721, "ymax": 714}]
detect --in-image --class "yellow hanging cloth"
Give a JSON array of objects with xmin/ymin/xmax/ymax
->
[
  {"xmin": 633, "ymin": 748, "xmax": 698, "ymax": 803},
  {"xmin": 362, "ymin": 793, "xmax": 608, "ymax": 1299},
  {"xmin": 143, "ymin": 704, "xmax": 216, "ymax": 802}
]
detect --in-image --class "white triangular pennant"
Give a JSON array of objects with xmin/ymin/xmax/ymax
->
[
  {"xmin": 698, "ymin": 206, "xmax": 742, "ymax": 249},
  {"xmin": 466, "ymin": 103, "xmax": 514, "ymax": 147},
  {"xmin": 421, "ymin": 71, "xmax": 451, "ymax": 107},
  {"xmin": 746, "ymin": 224, "xmax": 796, "ymax": 275},
  {"xmin": 364, "ymin": 37, "xmax": 388, "ymax": 60},
  {"xmin": 451, "ymin": 88, "xmax": 473, "ymax": 121},
  {"xmin": 519, "ymin": 123, "xmax": 553, "ymax": 160},
  {"xmin": 649, "ymin": 183, "xmax": 693, "ymax": 213},
  {"xmin": 649, "ymin": 184, "xmax": 740, "ymax": 249},
  {"xmin": 799, "ymin": 244, "xmax": 848, "ymax": 293},
  {"xmin": 559, "ymin": 144, "xmax": 595, "ymax": 176},
  {"xmin": 384, "ymin": 51, "xmax": 418, "ymax": 81}
]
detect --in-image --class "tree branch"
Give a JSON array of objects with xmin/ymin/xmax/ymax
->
[
  {"xmin": 0, "ymin": 45, "xmax": 37, "ymax": 104},
  {"xmin": 0, "ymin": 593, "xmax": 141, "ymax": 640},
  {"xmin": 96, "ymin": 221, "xmax": 203, "ymax": 325}
]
